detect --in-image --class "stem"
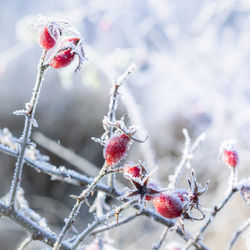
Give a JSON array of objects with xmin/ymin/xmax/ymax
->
[
  {"xmin": 91, "ymin": 212, "xmax": 139, "ymax": 235},
  {"xmin": 17, "ymin": 236, "xmax": 32, "ymax": 250},
  {"xmin": 9, "ymin": 50, "xmax": 49, "ymax": 208},
  {"xmin": 0, "ymin": 200, "xmax": 70, "ymax": 250},
  {"xmin": 106, "ymin": 64, "xmax": 136, "ymax": 190},
  {"xmin": 168, "ymin": 129, "xmax": 205, "ymax": 189},
  {"xmin": 226, "ymin": 217, "xmax": 250, "ymax": 250},
  {"xmin": 71, "ymin": 199, "xmax": 136, "ymax": 249},
  {"xmin": 183, "ymin": 186, "xmax": 238, "ymax": 249},
  {"xmin": 152, "ymin": 227, "xmax": 169, "ymax": 250},
  {"xmin": 52, "ymin": 164, "xmax": 109, "ymax": 250}
]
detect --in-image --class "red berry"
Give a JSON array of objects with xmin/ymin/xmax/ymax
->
[
  {"xmin": 38, "ymin": 26, "xmax": 58, "ymax": 50},
  {"xmin": 172, "ymin": 189, "xmax": 188, "ymax": 204},
  {"xmin": 124, "ymin": 164, "xmax": 141, "ymax": 178},
  {"xmin": 50, "ymin": 38, "xmax": 80, "ymax": 69},
  {"xmin": 104, "ymin": 133, "xmax": 130, "ymax": 166},
  {"xmin": 223, "ymin": 149, "xmax": 239, "ymax": 168},
  {"xmin": 153, "ymin": 193, "xmax": 183, "ymax": 218}
]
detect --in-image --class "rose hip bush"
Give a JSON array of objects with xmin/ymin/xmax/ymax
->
[{"xmin": 0, "ymin": 15, "xmax": 249, "ymax": 250}]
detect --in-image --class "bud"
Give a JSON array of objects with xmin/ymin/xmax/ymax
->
[{"xmin": 220, "ymin": 140, "xmax": 239, "ymax": 168}]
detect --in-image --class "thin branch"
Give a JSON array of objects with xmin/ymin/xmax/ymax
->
[
  {"xmin": 71, "ymin": 199, "xmax": 137, "ymax": 249},
  {"xmin": 183, "ymin": 183, "xmax": 238, "ymax": 249},
  {"xmin": 226, "ymin": 217, "xmax": 250, "ymax": 250},
  {"xmin": 52, "ymin": 164, "xmax": 109, "ymax": 250},
  {"xmin": 0, "ymin": 139, "xmax": 207, "ymax": 249},
  {"xmin": 0, "ymin": 200, "xmax": 70, "ymax": 250},
  {"xmin": 141, "ymin": 208, "xmax": 208, "ymax": 250},
  {"xmin": 0, "ymin": 140, "xmax": 113, "ymax": 195},
  {"xmin": 33, "ymin": 132, "xmax": 99, "ymax": 177},
  {"xmin": 168, "ymin": 129, "xmax": 205, "ymax": 189},
  {"xmin": 106, "ymin": 64, "xmax": 136, "ymax": 190},
  {"xmin": 17, "ymin": 236, "xmax": 33, "ymax": 250},
  {"xmin": 91, "ymin": 212, "xmax": 139, "ymax": 235},
  {"xmin": 152, "ymin": 227, "xmax": 169, "ymax": 250},
  {"xmin": 9, "ymin": 50, "xmax": 49, "ymax": 207}
]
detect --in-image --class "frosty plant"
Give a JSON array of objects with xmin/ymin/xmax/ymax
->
[
  {"xmin": 9, "ymin": 16, "xmax": 86, "ymax": 209},
  {"xmin": 0, "ymin": 15, "xmax": 249, "ymax": 250}
]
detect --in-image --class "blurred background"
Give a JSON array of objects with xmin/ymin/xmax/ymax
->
[{"xmin": 0, "ymin": 0, "xmax": 249, "ymax": 249}]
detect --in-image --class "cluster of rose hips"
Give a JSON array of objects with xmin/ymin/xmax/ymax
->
[
  {"xmin": 37, "ymin": 18, "xmax": 85, "ymax": 71},
  {"xmin": 101, "ymin": 120, "xmax": 209, "ymax": 222}
]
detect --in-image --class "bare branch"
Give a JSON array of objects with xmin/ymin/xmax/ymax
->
[
  {"xmin": 226, "ymin": 217, "xmax": 250, "ymax": 250},
  {"xmin": 71, "ymin": 199, "xmax": 137, "ymax": 249},
  {"xmin": 9, "ymin": 50, "xmax": 49, "ymax": 208},
  {"xmin": 17, "ymin": 236, "xmax": 33, "ymax": 250},
  {"xmin": 52, "ymin": 164, "xmax": 110, "ymax": 250},
  {"xmin": 183, "ymin": 177, "xmax": 238, "ymax": 250},
  {"xmin": 33, "ymin": 132, "xmax": 99, "ymax": 177},
  {"xmin": 168, "ymin": 129, "xmax": 205, "ymax": 189},
  {"xmin": 91, "ymin": 212, "xmax": 139, "ymax": 235},
  {"xmin": 152, "ymin": 227, "xmax": 169, "ymax": 250},
  {"xmin": 0, "ymin": 200, "xmax": 70, "ymax": 250}
]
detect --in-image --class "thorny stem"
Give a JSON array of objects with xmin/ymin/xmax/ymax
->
[
  {"xmin": 17, "ymin": 236, "xmax": 33, "ymax": 250},
  {"xmin": 0, "ymin": 200, "xmax": 70, "ymax": 250},
  {"xmin": 152, "ymin": 227, "xmax": 169, "ymax": 250},
  {"xmin": 71, "ymin": 199, "xmax": 137, "ymax": 249},
  {"xmin": 183, "ymin": 173, "xmax": 238, "ymax": 250},
  {"xmin": 91, "ymin": 212, "xmax": 139, "ymax": 235},
  {"xmin": 168, "ymin": 129, "xmax": 205, "ymax": 189},
  {"xmin": 107, "ymin": 64, "xmax": 136, "ymax": 190},
  {"xmin": 226, "ymin": 217, "xmax": 250, "ymax": 250},
  {"xmin": 0, "ymin": 138, "xmax": 207, "ymax": 249},
  {"xmin": 9, "ymin": 50, "xmax": 49, "ymax": 208},
  {"xmin": 52, "ymin": 164, "xmax": 109, "ymax": 250}
]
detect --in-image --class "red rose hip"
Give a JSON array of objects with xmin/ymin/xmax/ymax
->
[
  {"xmin": 38, "ymin": 25, "xmax": 59, "ymax": 50},
  {"xmin": 104, "ymin": 133, "xmax": 130, "ymax": 166},
  {"xmin": 50, "ymin": 38, "xmax": 81, "ymax": 69},
  {"xmin": 153, "ymin": 193, "xmax": 183, "ymax": 218}
]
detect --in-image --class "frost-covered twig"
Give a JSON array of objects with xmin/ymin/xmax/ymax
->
[
  {"xmin": 91, "ymin": 212, "xmax": 139, "ymax": 235},
  {"xmin": 152, "ymin": 227, "xmax": 169, "ymax": 250},
  {"xmin": 0, "ymin": 200, "xmax": 70, "ymax": 250},
  {"xmin": 71, "ymin": 198, "xmax": 137, "ymax": 249},
  {"xmin": 106, "ymin": 63, "xmax": 136, "ymax": 190},
  {"xmin": 53, "ymin": 164, "xmax": 110, "ymax": 250},
  {"xmin": 168, "ymin": 129, "xmax": 205, "ymax": 189},
  {"xmin": 226, "ymin": 217, "xmax": 250, "ymax": 250},
  {"xmin": 183, "ymin": 182, "xmax": 238, "ymax": 249},
  {"xmin": 33, "ymin": 131, "xmax": 99, "ymax": 177},
  {"xmin": 9, "ymin": 50, "xmax": 49, "ymax": 207},
  {"xmin": 142, "ymin": 208, "xmax": 208, "ymax": 250},
  {"xmin": 17, "ymin": 236, "xmax": 33, "ymax": 250}
]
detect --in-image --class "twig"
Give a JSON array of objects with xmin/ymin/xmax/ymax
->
[
  {"xmin": 9, "ymin": 50, "xmax": 49, "ymax": 208},
  {"xmin": 52, "ymin": 164, "xmax": 109, "ymax": 250},
  {"xmin": 91, "ymin": 212, "xmax": 139, "ymax": 235},
  {"xmin": 0, "ymin": 200, "xmax": 70, "ymax": 250},
  {"xmin": 17, "ymin": 236, "xmax": 33, "ymax": 250},
  {"xmin": 0, "ymin": 137, "xmax": 113, "ymax": 196},
  {"xmin": 168, "ymin": 129, "xmax": 205, "ymax": 189},
  {"xmin": 0, "ymin": 139, "xmax": 207, "ymax": 249},
  {"xmin": 152, "ymin": 227, "xmax": 169, "ymax": 250},
  {"xmin": 142, "ymin": 208, "xmax": 208, "ymax": 250},
  {"xmin": 183, "ymin": 177, "xmax": 238, "ymax": 250},
  {"xmin": 226, "ymin": 217, "xmax": 250, "ymax": 250},
  {"xmin": 33, "ymin": 131, "xmax": 99, "ymax": 177},
  {"xmin": 71, "ymin": 199, "xmax": 137, "ymax": 249},
  {"xmin": 106, "ymin": 64, "xmax": 136, "ymax": 190}
]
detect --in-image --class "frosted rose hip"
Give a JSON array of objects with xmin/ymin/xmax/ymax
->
[
  {"xmin": 38, "ymin": 25, "xmax": 58, "ymax": 50},
  {"xmin": 153, "ymin": 193, "xmax": 183, "ymax": 218},
  {"xmin": 104, "ymin": 133, "xmax": 130, "ymax": 166}
]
